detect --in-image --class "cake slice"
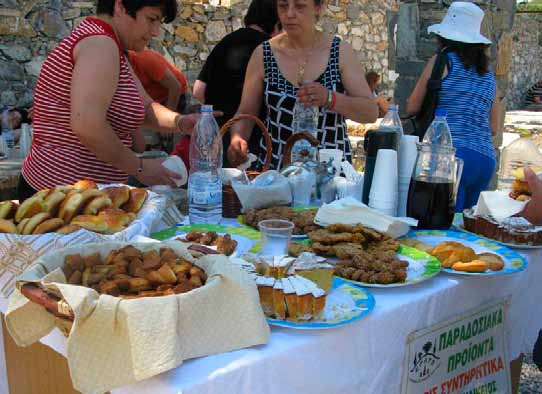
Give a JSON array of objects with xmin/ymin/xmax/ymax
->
[
  {"xmin": 252, "ymin": 255, "xmax": 295, "ymax": 278},
  {"xmin": 289, "ymin": 275, "xmax": 314, "ymax": 321},
  {"xmin": 272, "ymin": 279, "xmax": 286, "ymax": 319},
  {"xmin": 255, "ymin": 275, "xmax": 275, "ymax": 317},
  {"xmin": 282, "ymin": 277, "xmax": 299, "ymax": 321},
  {"xmin": 295, "ymin": 275, "xmax": 327, "ymax": 319},
  {"xmin": 287, "ymin": 253, "xmax": 334, "ymax": 292}
]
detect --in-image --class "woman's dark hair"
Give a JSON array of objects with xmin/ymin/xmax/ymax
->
[
  {"xmin": 97, "ymin": 0, "xmax": 177, "ymax": 24},
  {"xmin": 437, "ymin": 36, "xmax": 489, "ymax": 76},
  {"xmin": 244, "ymin": 0, "xmax": 279, "ymax": 36},
  {"xmin": 9, "ymin": 108, "xmax": 29, "ymax": 128},
  {"xmin": 365, "ymin": 71, "xmax": 380, "ymax": 88}
]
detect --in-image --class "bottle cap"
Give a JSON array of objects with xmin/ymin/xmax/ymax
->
[{"xmin": 435, "ymin": 108, "xmax": 447, "ymax": 117}]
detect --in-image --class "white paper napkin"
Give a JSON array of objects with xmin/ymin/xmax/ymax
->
[
  {"xmin": 474, "ymin": 191, "xmax": 528, "ymax": 222},
  {"xmin": 314, "ymin": 197, "xmax": 418, "ymax": 238}
]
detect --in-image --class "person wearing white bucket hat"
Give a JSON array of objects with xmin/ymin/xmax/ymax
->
[{"xmin": 407, "ymin": 1, "xmax": 499, "ymax": 212}]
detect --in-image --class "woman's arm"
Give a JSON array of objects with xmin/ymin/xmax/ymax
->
[
  {"xmin": 160, "ymin": 67, "xmax": 182, "ymax": 111},
  {"xmin": 406, "ymin": 55, "xmax": 436, "ymax": 116},
  {"xmin": 227, "ymin": 45, "xmax": 265, "ymax": 166},
  {"xmin": 132, "ymin": 128, "xmax": 146, "ymax": 153},
  {"xmin": 128, "ymin": 61, "xmax": 199, "ymax": 135},
  {"xmin": 70, "ymin": 36, "xmax": 180, "ymax": 186},
  {"xmin": 193, "ymin": 80, "xmax": 206, "ymax": 103},
  {"xmin": 489, "ymin": 90, "xmax": 500, "ymax": 137}
]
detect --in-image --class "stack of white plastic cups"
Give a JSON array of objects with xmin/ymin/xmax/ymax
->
[
  {"xmin": 397, "ymin": 135, "xmax": 419, "ymax": 217},
  {"xmin": 368, "ymin": 149, "xmax": 398, "ymax": 216}
]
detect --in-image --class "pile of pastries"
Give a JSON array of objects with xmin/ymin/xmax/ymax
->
[
  {"xmin": 289, "ymin": 224, "xmax": 408, "ymax": 285},
  {"xmin": 0, "ymin": 180, "xmax": 147, "ymax": 235},
  {"xmin": 62, "ymin": 245, "xmax": 206, "ymax": 298},
  {"xmin": 177, "ymin": 230, "xmax": 238, "ymax": 256},
  {"xmin": 429, "ymin": 241, "xmax": 504, "ymax": 273},
  {"xmin": 244, "ymin": 207, "xmax": 320, "ymax": 235}
]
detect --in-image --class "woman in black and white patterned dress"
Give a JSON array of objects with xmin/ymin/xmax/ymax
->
[{"xmin": 227, "ymin": 0, "xmax": 378, "ymax": 170}]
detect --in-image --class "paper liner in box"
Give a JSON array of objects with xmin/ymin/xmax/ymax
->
[{"xmin": 6, "ymin": 241, "xmax": 269, "ymax": 394}]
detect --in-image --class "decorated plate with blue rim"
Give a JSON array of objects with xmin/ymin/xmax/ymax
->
[
  {"xmin": 237, "ymin": 206, "xmax": 320, "ymax": 240},
  {"xmin": 267, "ymin": 276, "xmax": 376, "ymax": 330},
  {"xmin": 405, "ymin": 229, "xmax": 528, "ymax": 276},
  {"xmin": 250, "ymin": 241, "xmax": 441, "ymax": 288},
  {"xmin": 150, "ymin": 224, "xmax": 260, "ymax": 257}
]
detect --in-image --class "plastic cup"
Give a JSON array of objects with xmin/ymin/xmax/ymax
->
[
  {"xmin": 162, "ymin": 155, "xmax": 188, "ymax": 187},
  {"xmin": 398, "ymin": 135, "xmax": 419, "ymax": 177},
  {"xmin": 319, "ymin": 149, "xmax": 343, "ymax": 175},
  {"xmin": 258, "ymin": 219, "xmax": 294, "ymax": 256},
  {"xmin": 288, "ymin": 172, "xmax": 315, "ymax": 207},
  {"xmin": 397, "ymin": 191, "xmax": 410, "ymax": 217},
  {"xmin": 369, "ymin": 149, "xmax": 398, "ymax": 198}
]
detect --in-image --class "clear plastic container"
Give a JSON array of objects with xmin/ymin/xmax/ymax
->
[
  {"xmin": 188, "ymin": 105, "xmax": 223, "ymax": 224},
  {"xmin": 378, "ymin": 104, "xmax": 404, "ymax": 140},
  {"xmin": 422, "ymin": 108, "xmax": 453, "ymax": 147},
  {"xmin": 498, "ymin": 130, "xmax": 542, "ymax": 190}
]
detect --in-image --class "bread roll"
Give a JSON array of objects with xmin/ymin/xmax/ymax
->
[
  {"xmin": 59, "ymin": 189, "xmax": 101, "ymax": 223},
  {"xmin": 33, "ymin": 189, "xmax": 51, "ymax": 200},
  {"xmin": 98, "ymin": 208, "xmax": 135, "ymax": 233},
  {"xmin": 70, "ymin": 215, "xmax": 108, "ymax": 233},
  {"xmin": 15, "ymin": 197, "xmax": 46, "ymax": 223},
  {"xmin": 0, "ymin": 219, "xmax": 17, "ymax": 234},
  {"xmin": 16, "ymin": 218, "xmax": 29, "ymax": 233},
  {"xmin": 56, "ymin": 224, "xmax": 82, "ymax": 235},
  {"xmin": 476, "ymin": 253, "xmax": 504, "ymax": 272},
  {"xmin": 21, "ymin": 212, "xmax": 51, "ymax": 235},
  {"xmin": 0, "ymin": 201, "xmax": 14, "ymax": 219},
  {"xmin": 44, "ymin": 191, "xmax": 66, "ymax": 216},
  {"xmin": 122, "ymin": 188, "xmax": 148, "ymax": 213},
  {"xmin": 33, "ymin": 218, "xmax": 65, "ymax": 234},
  {"xmin": 103, "ymin": 186, "xmax": 130, "ymax": 208},
  {"xmin": 82, "ymin": 195, "xmax": 112, "ymax": 215},
  {"xmin": 451, "ymin": 260, "xmax": 488, "ymax": 273},
  {"xmin": 53, "ymin": 185, "xmax": 74, "ymax": 194},
  {"xmin": 72, "ymin": 179, "xmax": 98, "ymax": 191}
]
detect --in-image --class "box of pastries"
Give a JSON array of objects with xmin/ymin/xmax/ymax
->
[
  {"xmin": 6, "ymin": 240, "xmax": 269, "ymax": 394},
  {"xmin": 0, "ymin": 180, "xmax": 169, "ymax": 297}
]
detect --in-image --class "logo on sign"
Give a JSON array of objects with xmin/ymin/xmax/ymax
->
[{"xmin": 409, "ymin": 340, "xmax": 441, "ymax": 382}]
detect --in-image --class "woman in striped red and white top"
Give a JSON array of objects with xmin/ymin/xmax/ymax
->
[{"xmin": 19, "ymin": 0, "xmax": 200, "ymax": 200}]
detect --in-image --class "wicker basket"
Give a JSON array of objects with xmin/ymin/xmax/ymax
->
[
  {"xmin": 219, "ymin": 114, "xmax": 273, "ymax": 218},
  {"xmin": 281, "ymin": 131, "xmax": 320, "ymax": 168}
]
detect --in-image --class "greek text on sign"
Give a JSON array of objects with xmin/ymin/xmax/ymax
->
[{"xmin": 402, "ymin": 299, "xmax": 510, "ymax": 394}]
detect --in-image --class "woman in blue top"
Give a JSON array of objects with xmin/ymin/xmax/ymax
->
[{"xmin": 407, "ymin": 2, "xmax": 499, "ymax": 211}]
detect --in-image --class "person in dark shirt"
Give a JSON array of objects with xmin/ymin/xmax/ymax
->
[
  {"xmin": 524, "ymin": 80, "xmax": 542, "ymax": 111},
  {"xmin": 192, "ymin": 0, "xmax": 279, "ymax": 167}
]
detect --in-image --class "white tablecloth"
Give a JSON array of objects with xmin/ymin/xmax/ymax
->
[{"xmin": 1, "ymin": 245, "xmax": 540, "ymax": 393}]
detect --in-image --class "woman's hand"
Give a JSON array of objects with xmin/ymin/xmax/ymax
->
[
  {"xmin": 297, "ymin": 82, "xmax": 329, "ymax": 107},
  {"xmin": 135, "ymin": 158, "xmax": 183, "ymax": 187},
  {"xmin": 520, "ymin": 167, "xmax": 542, "ymax": 225},
  {"xmin": 227, "ymin": 134, "xmax": 249, "ymax": 167},
  {"xmin": 176, "ymin": 111, "xmax": 223, "ymax": 135}
]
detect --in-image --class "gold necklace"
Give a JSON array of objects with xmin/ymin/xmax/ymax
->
[{"xmin": 294, "ymin": 31, "xmax": 319, "ymax": 85}]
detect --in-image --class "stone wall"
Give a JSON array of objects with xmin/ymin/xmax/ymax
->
[
  {"xmin": 0, "ymin": 0, "xmax": 395, "ymax": 108},
  {"xmin": 507, "ymin": 13, "xmax": 542, "ymax": 110}
]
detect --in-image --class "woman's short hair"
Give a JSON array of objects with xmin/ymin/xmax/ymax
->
[
  {"xmin": 244, "ymin": 0, "xmax": 279, "ymax": 36},
  {"xmin": 365, "ymin": 71, "xmax": 380, "ymax": 87},
  {"xmin": 437, "ymin": 36, "xmax": 489, "ymax": 76},
  {"xmin": 97, "ymin": 0, "xmax": 177, "ymax": 24}
]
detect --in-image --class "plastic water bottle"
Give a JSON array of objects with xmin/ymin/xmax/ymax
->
[
  {"xmin": 188, "ymin": 105, "xmax": 223, "ymax": 224},
  {"xmin": 498, "ymin": 129, "xmax": 542, "ymax": 190},
  {"xmin": 1, "ymin": 106, "xmax": 14, "ymax": 157},
  {"xmin": 422, "ymin": 108, "xmax": 453, "ymax": 147},
  {"xmin": 291, "ymin": 90, "xmax": 319, "ymax": 163},
  {"xmin": 378, "ymin": 104, "xmax": 404, "ymax": 141},
  {"xmin": 19, "ymin": 123, "xmax": 32, "ymax": 158}
]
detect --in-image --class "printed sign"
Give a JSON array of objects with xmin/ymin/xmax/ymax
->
[{"xmin": 402, "ymin": 299, "xmax": 510, "ymax": 394}]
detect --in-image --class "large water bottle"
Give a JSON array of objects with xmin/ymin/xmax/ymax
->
[
  {"xmin": 291, "ymin": 83, "xmax": 319, "ymax": 163},
  {"xmin": 498, "ymin": 130, "xmax": 542, "ymax": 190},
  {"xmin": 1, "ymin": 106, "xmax": 14, "ymax": 157},
  {"xmin": 422, "ymin": 108, "xmax": 452, "ymax": 146},
  {"xmin": 188, "ymin": 105, "xmax": 223, "ymax": 224}
]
